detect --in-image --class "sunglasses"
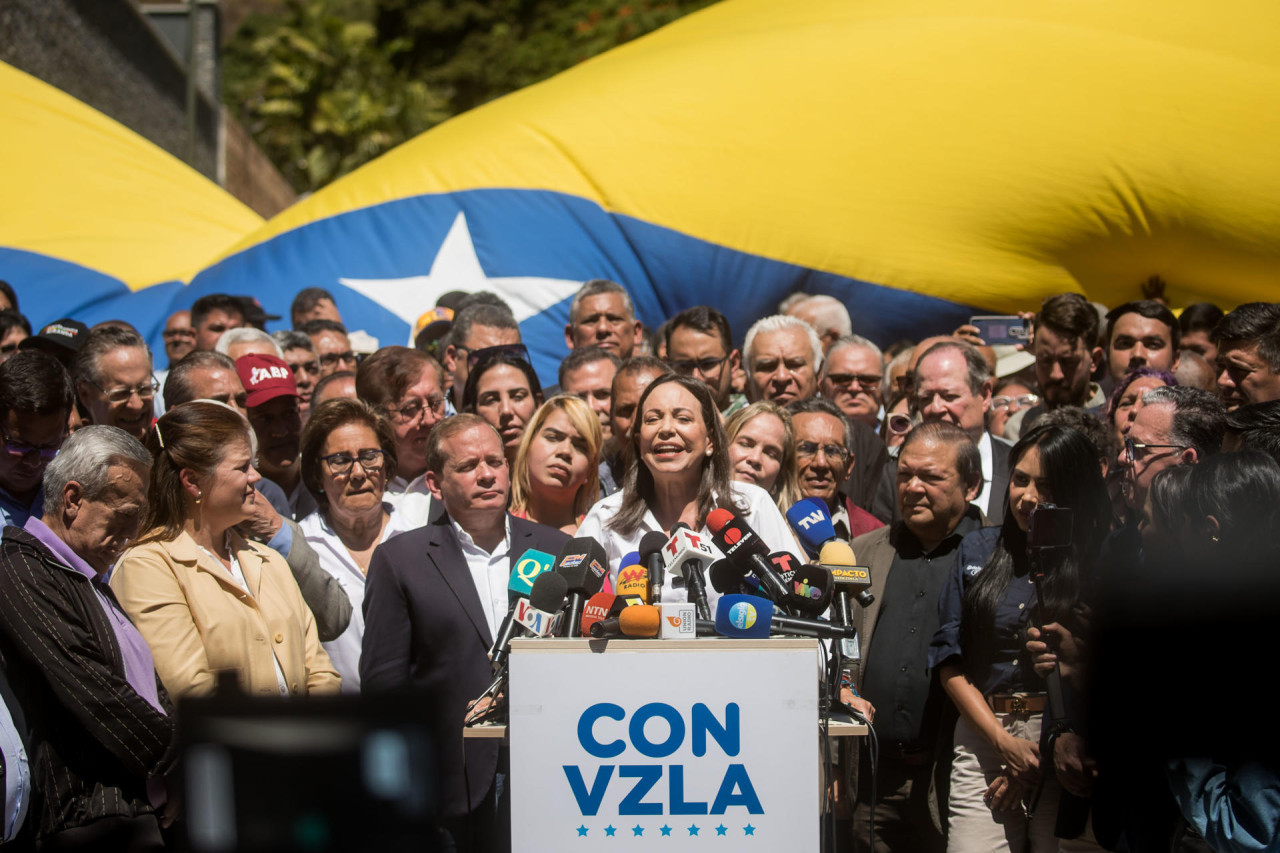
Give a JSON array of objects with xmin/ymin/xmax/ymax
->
[{"xmin": 466, "ymin": 343, "xmax": 531, "ymax": 370}]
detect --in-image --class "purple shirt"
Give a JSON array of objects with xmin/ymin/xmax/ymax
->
[{"xmin": 22, "ymin": 517, "xmax": 165, "ymax": 715}]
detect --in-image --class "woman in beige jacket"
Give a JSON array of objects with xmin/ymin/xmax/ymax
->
[{"xmin": 112, "ymin": 401, "xmax": 340, "ymax": 699}]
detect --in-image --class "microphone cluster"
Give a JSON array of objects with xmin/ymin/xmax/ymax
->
[{"xmin": 488, "ymin": 498, "xmax": 876, "ymax": 656}]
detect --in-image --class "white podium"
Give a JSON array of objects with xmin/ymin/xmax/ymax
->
[{"xmin": 508, "ymin": 638, "xmax": 821, "ymax": 852}]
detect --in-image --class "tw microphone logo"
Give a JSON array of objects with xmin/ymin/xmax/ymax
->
[{"xmin": 793, "ymin": 510, "xmax": 823, "ymax": 530}]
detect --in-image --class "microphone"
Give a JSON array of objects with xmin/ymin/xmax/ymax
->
[
  {"xmin": 589, "ymin": 604, "xmax": 661, "ymax": 639},
  {"xmin": 487, "ymin": 548, "xmax": 557, "ymax": 666},
  {"xmin": 788, "ymin": 565, "xmax": 835, "ymax": 618},
  {"xmin": 768, "ymin": 550, "xmax": 802, "ymax": 586},
  {"xmin": 785, "ymin": 497, "xmax": 839, "ymax": 559},
  {"xmin": 491, "ymin": 571, "xmax": 569, "ymax": 672},
  {"xmin": 615, "ymin": 558, "xmax": 649, "ymax": 604},
  {"xmin": 821, "ymin": 540, "xmax": 875, "ymax": 609},
  {"xmin": 554, "ymin": 537, "xmax": 609, "ymax": 637},
  {"xmin": 507, "ymin": 548, "xmax": 556, "ymax": 603},
  {"xmin": 580, "ymin": 592, "xmax": 616, "ymax": 637},
  {"xmin": 639, "ymin": 531, "xmax": 667, "ymax": 605},
  {"xmin": 663, "ymin": 524, "xmax": 715, "ymax": 620},
  {"xmin": 714, "ymin": 594, "xmax": 857, "ymax": 640},
  {"xmin": 706, "ymin": 508, "xmax": 792, "ymax": 612}
]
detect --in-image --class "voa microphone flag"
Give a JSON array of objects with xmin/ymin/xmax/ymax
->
[{"xmin": 175, "ymin": 0, "xmax": 1280, "ymax": 387}]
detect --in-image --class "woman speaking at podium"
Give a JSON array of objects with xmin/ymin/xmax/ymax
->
[
  {"xmin": 576, "ymin": 374, "xmax": 796, "ymax": 597},
  {"xmin": 929, "ymin": 424, "xmax": 1108, "ymax": 851}
]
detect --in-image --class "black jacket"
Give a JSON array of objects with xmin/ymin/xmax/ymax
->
[
  {"xmin": 0, "ymin": 527, "xmax": 176, "ymax": 839},
  {"xmin": 359, "ymin": 510, "xmax": 569, "ymax": 818}
]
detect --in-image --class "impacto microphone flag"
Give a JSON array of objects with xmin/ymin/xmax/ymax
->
[{"xmin": 786, "ymin": 497, "xmax": 839, "ymax": 559}]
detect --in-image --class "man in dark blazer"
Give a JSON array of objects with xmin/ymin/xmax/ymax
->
[
  {"xmin": 361, "ymin": 414, "xmax": 569, "ymax": 853},
  {"xmin": 846, "ymin": 422, "xmax": 983, "ymax": 852},
  {"xmin": 872, "ymin": 340, "xmax": 1011, "ymax": 527}
]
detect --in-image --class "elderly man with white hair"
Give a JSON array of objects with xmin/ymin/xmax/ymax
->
[
  {"xmin": 0, "ymin": 426, "xmax": 175, "ymax": 848},
  {"xmin": 215, "ymin": 326, "xmax": 285, "ymax": 362},
  {"xmin": 743, "ymin": 314, "xmax": 824, "ymax": 406}
]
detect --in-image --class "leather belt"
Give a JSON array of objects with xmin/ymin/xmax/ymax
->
[{"xmin": 987, "ymin": 693, "xmax": 1047, "ymax": 714}]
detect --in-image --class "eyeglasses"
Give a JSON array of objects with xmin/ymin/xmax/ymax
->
[
  {"xmin": 885, "ymin": 413, "xmax": 914, "ymax": 436},
  {"xmin": 796, "ymin": 441, "xmax": 847, "ymax": 460},
  {"xmin": 321, "ymin": 449, "xmax": 386, "ymax": 476},
  {"xmin": 1123, "ymin": 436, "xmax": 1187, "ymax": 463},
  {"xmin": 1, "ymin": 429, "xmax": 62, "ymax": 462},
  {"xmin": 466, "ymin": 343, "xmax": 530, "ymax": 370},
  {"xmin": 87, "ymin": 376, "xmax": 159, "ymax": 404},
  {"xmin": 319, "ymin": 351, "xmax": 357, "ymax": 369},
  {"xmin": 387, "ymin": 396, "xmax": 446, "ymax": 424},
  {"xmin": 826, "ymin": 372, "xmax": 882, "ymax": 390},
  {"xmin": 667, "ymin": 355, "xmax": 728, "ymax": 376},
  {"xmin": 992, "ymin": 394, "xmax": 1040, "ymax": 411}
]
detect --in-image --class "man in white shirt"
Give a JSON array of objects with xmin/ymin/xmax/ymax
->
[{"xmin": 360, "ymin": 414, "xmax": 568, "ymax": 852}]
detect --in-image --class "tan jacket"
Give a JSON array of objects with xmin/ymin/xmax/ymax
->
[{"xmin": 111, "ymin": 530, "xmax": 341, "ymax": 699}]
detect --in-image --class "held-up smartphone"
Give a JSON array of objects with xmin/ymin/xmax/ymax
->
[
  {"xmin": 969, "ymin": 315, "xmax": 1029, "ymax": 346},
  {"xmin": 1028, "ymin": 504, "xmax": 1073, "ymax": 549}
]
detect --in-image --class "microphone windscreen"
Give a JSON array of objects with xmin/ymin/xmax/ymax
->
[
  {"xmin": 638, "ymin": 531, "xmax": 668, "ymax": 564},
  {"xmin": 619, "ymin": 605, "xmax": 660, "ymax": 638},
  {"xmin": 708, "ymin": 559, "xmax": 746, "ymax": 593},
  {"xmin": 619, "ymin": 550, "xmax": 640, "ymax": 570},
  {"xmin": 580, "ymin": 592, "xmax": 615, "ymax": 635},
  {"xmin": 530, "ymin": 571, "xmax": 570, "ymax": 612},
  {"xmin": 555, "ymin": 537, "xmax": 609, "ymax": 595},
  {"xmin": 768, "ymin": 550, "xmax": 802, "ymax": 584},
  {"xmin": 789, "ymin": 566, "xmax": 835, "ymax": 617},
  {"xmin": 786, "ymin": 498, "xmax": 838, "ymax": 558},
  {"xmin": 713, "ymin": 594, "xmax": 773, "ymax": 639},
  {"xmin": 509, "ymin": 549, "xmax": 555, "ymax": 597},
  {"xmin": 706, "ymin": 507, "xmax": 734, "ymax": 534},
  {"xmin": 819, "ymin": 540, "xmax": 857, "ymax": 566},
  {"xmin": 616, "ymin": 561, "xmax": 649, "ymax": 603}
]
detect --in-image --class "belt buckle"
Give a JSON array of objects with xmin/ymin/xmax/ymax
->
[{"xmin": 1008, "ymin": 695, "xmax": 1028, "ymax": 714}]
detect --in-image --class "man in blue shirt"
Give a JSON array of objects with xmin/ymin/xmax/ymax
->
[{"xmin": 0, "ymin": 350, "xmax": 75, "ymax": 529}]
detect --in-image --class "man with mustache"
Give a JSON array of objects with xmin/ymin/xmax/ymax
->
[{"xmin": 786, "ymin": 397, "xmax": 883, "ymax": 541}]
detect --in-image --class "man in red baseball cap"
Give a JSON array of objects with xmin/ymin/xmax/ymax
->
[{"xmin": 235, "ymin": 354, "xmax": 315, "ymax": 520}]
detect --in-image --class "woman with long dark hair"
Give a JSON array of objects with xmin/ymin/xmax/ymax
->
[
  {"xmin": 930, "ymin": 424, "xmax": 1109, "ymax": 851},
  {"xmin": 576, "ymin": 374, "xmax": 796, "ymax": 601},
  {"xmin": 461, "ymin": 346, "xmax": 544, "ymax": 466}
]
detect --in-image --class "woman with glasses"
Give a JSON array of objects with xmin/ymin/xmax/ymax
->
[
  {"xmin": 296, "ymin": 399, "xmax": 429, "ymax": 691},
  {"xmin": 880, "ymin": 392, "xmax": 916, "ymax": 454},
  {"xmin": 930, "ymin": 424, "xmax": 1109, "ymax": 852},
  {"xmin": 578, "ymin": 374, "xmax": 797, "ymax": 600},
  {"xmin": 509, "ymin": 395, "xmax": 602, "ymax": 535},
  {"xmin": 112, "ymin": 401, "xmax": 340, "ymax": 698},
  {"xmin": 988, "ymin": 378, "xmax": 1039, "ymax": 441},
  {"xmin": 462, "ymin": 346, "xmax": 544, "ymax": 466},
  {"xmin": 724, "ymin": 401, "xmax": 801, "ymax": 512},
  {"xmin": 355, "ymin": 346, "xmax": 448, "ymax": 496}
]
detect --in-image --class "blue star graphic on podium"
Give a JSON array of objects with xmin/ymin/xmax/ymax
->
[
  {"xmin": 604, "ymin": 825, "xmax": 617, "ymax": 837},
  {"xmin": 744, "ymin": 824, "xmax": 756, "ymax": 835},
  {"xmin": 660, "ymin": 825, "xmax": 672, "ymax": 837},
  {"xmin": 688, "ymin": 824, "xmax": 701, "ymax": 836},
  {"xmin": 576, "ymin": 825, "xmax": 588, "ymax": 837},
  {"xmin": 632, "ymin": 825, "xmax": 644, "ymax": 837},
  {"xmin": 716, "ymin": 824, "xmax": 728, "ymax": 836}
]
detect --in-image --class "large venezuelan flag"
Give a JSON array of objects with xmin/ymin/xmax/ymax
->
[
  {"xmin": 192, "ymin": 0, "xmax": 1280, "ymax": 382},
  {"xmin": 0, "ymin": 61, "xmax": 262, "ymax": 347}
]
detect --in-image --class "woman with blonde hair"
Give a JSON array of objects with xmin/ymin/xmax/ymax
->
[
  {"xmin": 509, "ymin": 394, "xmax": 602, "ymax": 535},
  {"xmin": 724, "ymin": 401, "xmax": 802, "ymax": 512},
  {"xmin": 112, "ymin": 400, "xmax": 340, "ymax": 699}
]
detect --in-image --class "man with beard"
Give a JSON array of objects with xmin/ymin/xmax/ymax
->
[{"xmin": 1020, "ymin": 293, "xmax": 1106, "ymax": 433}]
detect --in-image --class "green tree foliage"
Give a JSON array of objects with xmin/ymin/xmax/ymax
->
[{"xmin": 224, "ymin": 0, "xmax": 716, "ymax": 193}]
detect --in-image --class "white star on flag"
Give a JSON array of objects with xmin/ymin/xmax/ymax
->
[{"xmin": 339, "ymin": 211, "xmax": 583, "ymax": 331}]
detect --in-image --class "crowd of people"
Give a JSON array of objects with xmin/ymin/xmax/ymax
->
[{"xmin": 0, "ymin": 274, "xmax": 1276, "ymax": 852}]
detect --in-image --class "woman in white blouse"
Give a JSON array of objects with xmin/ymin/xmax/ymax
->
[
  {"xmin": 296, "ymin": 398, "xmax": 429, "ymax": 692},
  {"xmin": 577, "ymin": 375, "xmax": 798, "ymax": 604}
]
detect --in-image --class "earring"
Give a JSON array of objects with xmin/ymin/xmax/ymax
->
[{"xmin": 195, "ymin": 490, "xmax": 202, "ymax": 506}]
